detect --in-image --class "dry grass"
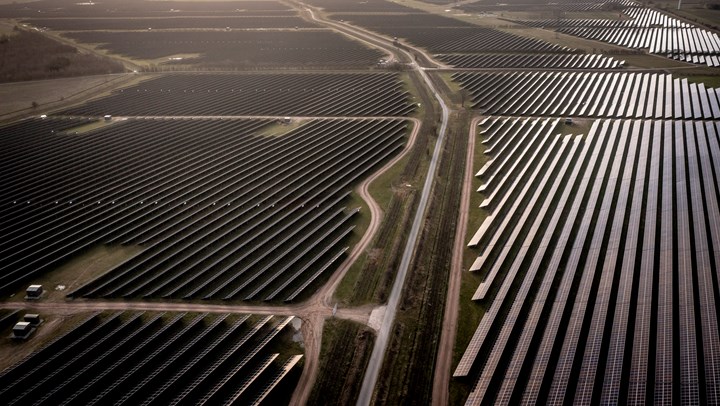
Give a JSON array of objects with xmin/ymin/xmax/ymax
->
[
  {"xmin": 0, "ymin": 73, "xmax": 134, "ymax": 119},
  {"xmin": 4, "ymin": 244, "xmax": 144, "ymax": 303},
  {"xmin": 258, "ymin": 118, "xmax": 308, "ymax": 137},
  {"xmin": 62, "ymin": 118, "xmax": 119, "ymax": 134}
]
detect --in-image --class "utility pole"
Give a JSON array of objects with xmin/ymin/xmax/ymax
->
[{"xmin": 678, "ymin": 0, "xmax": 682, "ymax": 9}]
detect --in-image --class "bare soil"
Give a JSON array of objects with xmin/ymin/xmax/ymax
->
[
  {"xmin": 0, "ymin": 73, "xmax": 133, "ymax": 120},
  {"xmin": 3, "ymin": 244, "xmax": 143, "ymax": 303}
]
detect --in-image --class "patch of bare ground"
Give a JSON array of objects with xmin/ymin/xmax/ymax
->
[
  {"xmin": 0, "ymin": 29, "xmax": 125, "ymax": 83},
  {"xmin": 307, "ymin": 318, "xmax": 376, "ymax": 405},
  {"xmin": 0, "ymin": 311, "xmax": 97, "ymax": 373},
  {"xmin": 0, "ymin": 73, "xmax": 134, "ymax": 121},
  {"xmin": 3, "ymin": 244, "xmax": 143, "ymax": 303}
]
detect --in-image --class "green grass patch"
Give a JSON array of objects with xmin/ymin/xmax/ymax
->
[
  {"xmin": 343, "ymin": 191, "xmax": 372, "ymax": 253},
  {"xmin": 367, "ymin": 118, "xmax": 423, "ymax": 210},
  {"xmin": 61, "ymin": 118, "xmax": 115, "ymax": 135},
  {"xmin": 335, "ymin": 119, "xmax": 428, "ymax": 306},
  {"xmin": 257, "ymin": 118, "xmax": 308, "ymax": 137},
  {"xmin": 439, "ymin": 72, "xmax": 462, "ymax": 94},
  {"xmin": 400, "ymin": 72, "xmax": 425, "ymax": 118},
  {"xmin": 449, "ymin": 269, "xmax": 486, "ymax": 405},
  {"xmin": 367, "ymin": 153, "xmax": 408, "ymax": 211},
  {"xmin": 682, "ymin": 74, "xmax": 720, "ymax": 88},
  {"xmin": 333, "ymin": 250, "xmax": 368, "ymax": 304},
  {"xmin": 449, "ymin": 117, "xmax": 491, "ymax": 403}
]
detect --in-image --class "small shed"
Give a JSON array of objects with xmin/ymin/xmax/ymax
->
[
  {"xmin": 104, "ymin": 115, "xmax": 112, "ymax": 121},
  {"xmin": 12, "ymin": 322, "xmax": 33, "ymax": 339},
  {"xmin": 25, "ymin": 285, "xmax": 43, "ymax": 300},
  {"xmin": 23, "ymin": 314, "xmax": 41, "ymax": 326}
]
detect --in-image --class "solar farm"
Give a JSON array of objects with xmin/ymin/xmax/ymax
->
[
  {"xmin": 0, "ymin": 312, "xmax": 302, "ymax": 405},
  {"xmin": 1, "ymin": 0, "xmax": 720, "ymax": 404},
  {"xmin": 457, "ymin": 117, "xmax": 720, "ymax": 404}
]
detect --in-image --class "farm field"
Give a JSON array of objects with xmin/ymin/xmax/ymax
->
[
  {"xmin": 60, "ymin": 73, "xmax": 416, "ymax": 117},
  {"xmin": 0, "ymin": 311, "xmax": 302, "ymax": 405},
  {"xmin": 0, "ymin": 29, "xmax": 124, "ymax": 83}
]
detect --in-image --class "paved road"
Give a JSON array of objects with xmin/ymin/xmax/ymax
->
[
  {"xmin": 299, "ymin": 6, "xmax": 452, "ymax": 405},
  {"xmin": 356, "ymin": 66, "xmax": 448, "ymax": 406}
]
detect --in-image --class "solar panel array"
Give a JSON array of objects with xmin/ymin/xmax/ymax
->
[
  {"xmin": 339, "ymin": 24, "xmax": 570, "ymax": 54},
  {"xmin": 62, "ymin": 30, "xmax": 385, "ymax": 68},
  {"xmin": 453, "ymin": 72, "xmax": 720, "ymax": 119},
  {"xmin": 327, "ymin": 8, "xmax": 581, "ymax": 69},
  {"xmin": 457, "ymin": 117, "xmax": 720, "ymax": 405},
  {"xmin": 436, "ymin": 53, "xmax": 622, "ymax": 69},
  {"xmin": 0, "ymin": 117, "xmax": 408, "ymax": 300},
  {"xmin": 510, "ymin": 4, "xmax": 720, "ymax": 66},
  {"xmin": 0, "ymin": 0, "xmax": 294, "ymax": 17},
  {"xmin": 458, "ymin": 0, "xmax": 636, "ymax": 12},
  {"xmin": 60, "ymin": 73, "xmax": 415, "ymax": 118},
  {"xmin": 0, "ymin": 312, "xmax": 302, "ymax": 405}
]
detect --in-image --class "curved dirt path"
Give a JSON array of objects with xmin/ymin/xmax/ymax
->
[
  {"xmin": 299, "ymin": 6, "xmax": 453, "ymax": 404},
  {"xmin": 431, "ymin": 115, "xmax": 481, "ymax": 405},
  {"xmin": 315, "ymin": 117, "xmax": 421, "ymax": 308},
  {"xmin": 0, "ymin": 115, "xmax": 421, "ymax": 406},
  {"xmin": 2, "ymin": 5, "xmax": 427, "ymax": 405},
  {"xmin": 289, "ymin": 117, "xmax": 421, "ymax": 406}
]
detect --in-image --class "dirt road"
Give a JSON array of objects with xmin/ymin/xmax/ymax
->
[
  {"xmin": 431, "ymin": 116, "xmax": 480, "ymax": 405},
  {"xmin": 299, "ymin": 5, "xmax": 454, "ymax": 404},
  {"xmin": 289, "ymin": 117, "xmax": 421, "ymax": 406},
  {"xmin": 0, "ymin": 3, "xmax": 427, "ymax": 404},
  {"xmin": 0, "ymin": 116, "xmax": 421, "ymax": 406}
]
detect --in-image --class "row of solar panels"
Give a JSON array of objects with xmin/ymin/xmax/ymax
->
[
  {"xmin": 436, "ymin": 53, "xmax": 623, "ymax": 69},
  {"xmin": 0, "ymin": 312, "xmax": 301, "ymax": 405},
  {"xmin": 454, "ymin": 72, "xmax": 720, "ymax": 119},
  {"xmin": 0, "ymin": 118, "xmax": 407, "ymax": 301},
  {"xmin": 60, "ymin": 73, "xmax": 416, "ymax": 118},
  {"xmin": 511, "ymin": 5, "xmax": 720, "ymax": 67},
  {"xmin": 514, "ymin": 7, "xmax": 691, "ymax": 29},
  {"xmin": 459, "ymin": 117, "xmax": 720, "ymax": 405}
]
